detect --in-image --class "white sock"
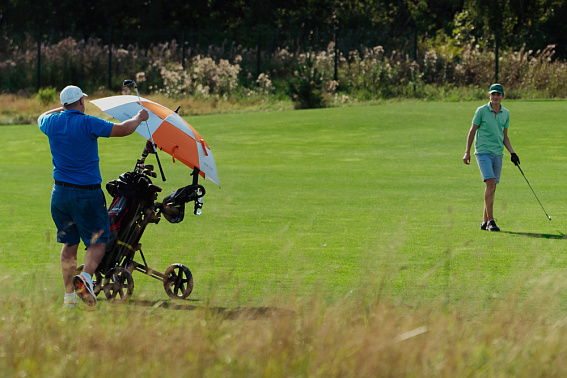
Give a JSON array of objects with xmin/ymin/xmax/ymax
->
[{"xmin": 64, "ymin": 292, "xmax": 76, "ymax": 301}]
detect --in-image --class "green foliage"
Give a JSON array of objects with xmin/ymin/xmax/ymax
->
[
  {"xmin": 4, "ymin": 0, "xmax": 567, "ymax": 61},
  {"xmin": 36, "ymin": 87, "xmax": 57, "ymax": 106},
  {"xmin": 452, "ymin": 10, "xmax": 477, "ymax": 47}
]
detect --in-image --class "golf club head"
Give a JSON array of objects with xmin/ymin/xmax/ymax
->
[{"xmin": 123, "ymin": 79, "xmax": 136, "ymax": 87}]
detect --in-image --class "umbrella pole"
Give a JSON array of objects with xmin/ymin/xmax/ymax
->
[
  {"xmin": 150, "ymin": 142, "xmax": 166, "ymax": 181},
  {"xmin": 123, "ymin": 79, "xmax": 166, "ymax": 181}
]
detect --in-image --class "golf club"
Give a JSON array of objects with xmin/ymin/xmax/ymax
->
[
  {"xmin": 123, "ymin": 79, "xmax": 166, "ymax": 181},
  {"xmin": 515, "ymin": 163, "xmax": 551, "ymax": 220}
]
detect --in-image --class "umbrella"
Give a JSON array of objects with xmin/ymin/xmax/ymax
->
[{"xmin": 91, "ymin": 95, "xmax": 220, "ymax": 187}]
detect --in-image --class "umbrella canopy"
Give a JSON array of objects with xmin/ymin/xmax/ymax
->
[{"xmin": 91, "ymin": 95, "xmax": 220, "ymax": 187}]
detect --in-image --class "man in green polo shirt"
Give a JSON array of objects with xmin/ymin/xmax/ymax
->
[{"xmin": 463, "ymin": 83, "xmax": 519, "ymax": 231}]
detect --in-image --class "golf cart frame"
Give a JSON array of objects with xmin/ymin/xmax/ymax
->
[{"xmin": 79, "ymin": 141, "xmax": 205, "ymax": 303}]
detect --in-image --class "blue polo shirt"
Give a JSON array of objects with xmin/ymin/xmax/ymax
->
[
  {"xmin": 472, "ymin": 102, "xmax": 510, "ymax": 155},
  {"xmin": 38, "ymin": 110, "xmax": 114, "ymax": 185}
]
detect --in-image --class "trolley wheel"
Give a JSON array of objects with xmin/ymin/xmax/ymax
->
[
  {"xmin": 75, "ymin": 264, "xmax": 103, "ymax": 296},
  {"xmin": 103, "ymin": 267, "xmax": 134, "ymax": 303},
  {"xmin": 163, "ymin": 263, "xmax": 193, "ymax": 299}
]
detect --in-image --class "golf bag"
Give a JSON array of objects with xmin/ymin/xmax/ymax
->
[{"xmin": 84, "ymin": 142, "xmax": 206, "ymax": 302}]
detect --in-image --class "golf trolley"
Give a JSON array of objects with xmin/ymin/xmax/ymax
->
[{"xmin": 78, "ymin": 141, "xmax": 205, "ymax": 303}]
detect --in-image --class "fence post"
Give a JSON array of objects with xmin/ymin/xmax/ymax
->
[
  {"xmin": 334, "ymin": 27, "xmax": 339, "ymax": 81},
  {"xmin": 108, "ymin": 29, "xmax": 113, "ymax": 90},
  {"xmin": 256, "ymin": 27, "xmax": 261, "ymax": 78},
  {"xmin": 413, "ymin": 26, "xmax": 418, "ymax": 61},
  {"xmin": 37, "ymin": 31, "xmax": 41, "ymax": 91},
  {"xmin": 495, "ymin": 31, "xmax": 499, "ymax": 83},
  {"xmin": 413, "ymin": 26, "xmax": 417, "ymax": 92},
  {"xmin": 182, "ymin": 30, "xmax": 186, "ymax": 69}
]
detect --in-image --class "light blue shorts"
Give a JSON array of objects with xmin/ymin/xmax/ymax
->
[
  {"xmin": 51, "ymin": 185, "xmax": 110, "ymax": 247},
  {"xmin": 476, "ymin": 153, "xmax": 503, "ymax": 184}
]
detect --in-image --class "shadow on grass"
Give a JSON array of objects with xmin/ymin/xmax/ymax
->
[
  {"xmin": 500, "ymin": 231, "xmax": 567, "ymax": 240},
  {"xmin": 127, "ymin": 299, "xmax": 296, "ymax": 319}
]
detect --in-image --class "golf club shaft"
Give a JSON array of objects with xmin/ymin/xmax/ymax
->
[
  {"xmin": 516, "ymin": 164, "xmax": 551, "ymax": 220},
  {"xmin": 132, "ymin": 84, "xmax": 166, "ymax": 182}
]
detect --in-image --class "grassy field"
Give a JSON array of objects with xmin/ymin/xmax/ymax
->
[{"xmin": 2, "ymin": 100, "xmax": 567, "ymax": 376}]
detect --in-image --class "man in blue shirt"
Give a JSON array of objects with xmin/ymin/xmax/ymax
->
[{"xmin": 39, "ymin": 85, "xmax": 149, "ymax": 308}]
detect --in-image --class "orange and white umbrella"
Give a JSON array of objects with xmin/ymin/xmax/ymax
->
[{"xmin": 91, "ymin": 95, "xmax": 220, "ymax": 187}]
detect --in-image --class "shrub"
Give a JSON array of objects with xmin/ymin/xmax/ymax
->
[
  {"xmin": 36, "ymin": 87, "xmax": 57, "ymax": 105},
  {"xmin": 255, "ymin": 73, "xmax": 275, "ymax": 95},
  {"xmin": 0, "ymin": 35, "xmax": 36, "ymax": 92},
  {"xmin": 156, "ymin": 54, "xmax": 242, "ymax": 99},
  {"xmin": 288, "ymin": 52, "xmax": 326, "ymax": 109}
]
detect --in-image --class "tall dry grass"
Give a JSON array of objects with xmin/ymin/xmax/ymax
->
[
  {"xmin": 0, "ymin": 94, "xmax": 49, "ymax": 125},
  {"xmin": 2, "ymin": 274, "xmax": 567, "ymax": 377},
  {"xmin": 0, "ymin": 90, "xmax": 293, "ymax": 126}
]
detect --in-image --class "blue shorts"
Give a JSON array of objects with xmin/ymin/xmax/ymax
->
[
  {"xmin": 51, "ymin": 185, "xmax": 110, "ymax": 247},
  {"xmin": 476, "ymin": 153, "xmax": 503, "ymax": 184}
]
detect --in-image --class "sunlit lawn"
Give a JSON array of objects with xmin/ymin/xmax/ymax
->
[{"xmin": 2, "ymin": 100, "xmax": 567, "ymax": 376}]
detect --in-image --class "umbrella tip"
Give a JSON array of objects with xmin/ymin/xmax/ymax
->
[{"xmin": 174, "ymin": 106, "xmax": 181, "ymax": 113}]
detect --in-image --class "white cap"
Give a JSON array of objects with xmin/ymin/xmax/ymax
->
[{"xmin": 60, "ymin": 85, "xmax": 88, "ymax": 106}]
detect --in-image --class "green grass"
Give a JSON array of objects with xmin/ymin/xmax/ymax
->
[{"xmin": 3, "ymin": 100, "xmax": 567, "ymax": 376}]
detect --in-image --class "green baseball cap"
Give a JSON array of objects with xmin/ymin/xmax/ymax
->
[{"xmin": 489, "ymin": 83, "xmax": 504, "ymax": 94}]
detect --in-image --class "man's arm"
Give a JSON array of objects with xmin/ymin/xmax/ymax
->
[
  {"xmin": 503, "ymin": 128, "xmax": 520, "ymax": 165},
  {"xmin": 110, "ymin": 109, "xmax": 149, "ymax": 137},
  {"xmin": 503, "ymin": 128, "xmax": 515, "ymax": 154},
  {"xmin": 38, "ymin": 106, "xmax": 65, "ymax": 120},
  {"xmin": 463, "ymin": 124, "xmax": 478, "ymax": 165}
]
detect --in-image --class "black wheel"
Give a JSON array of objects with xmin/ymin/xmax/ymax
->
[
  {"xmin": 163, "ymin": 263, "xmax": 193, "ymax": 299},
  {"xmin": 76, "ymin": 264, "xmax": 103, "ymax": 296},
  {"xmin": 103, "ymin": 267, "xmax": 134, "ymax": 303}
]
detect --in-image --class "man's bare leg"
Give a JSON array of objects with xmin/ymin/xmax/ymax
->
[
  {"xmin": 72, "ymin": 241, "xmax": 105, "ymax": 307},
  {"xmin": 61, "ymin": 244, "xmax": 79, "ymax": 294},
  {"xmin": 83, "ymin": 242, "xmax": 105, "ymax": 275},
  {"xmin": 483, "ymin": 178, "xmax": 497, "ymax": 222}
]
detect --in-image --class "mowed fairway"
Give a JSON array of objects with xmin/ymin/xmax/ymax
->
[{"xmin": 2, "ymin": 100, "xmax": 567, "ymax": 376}]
